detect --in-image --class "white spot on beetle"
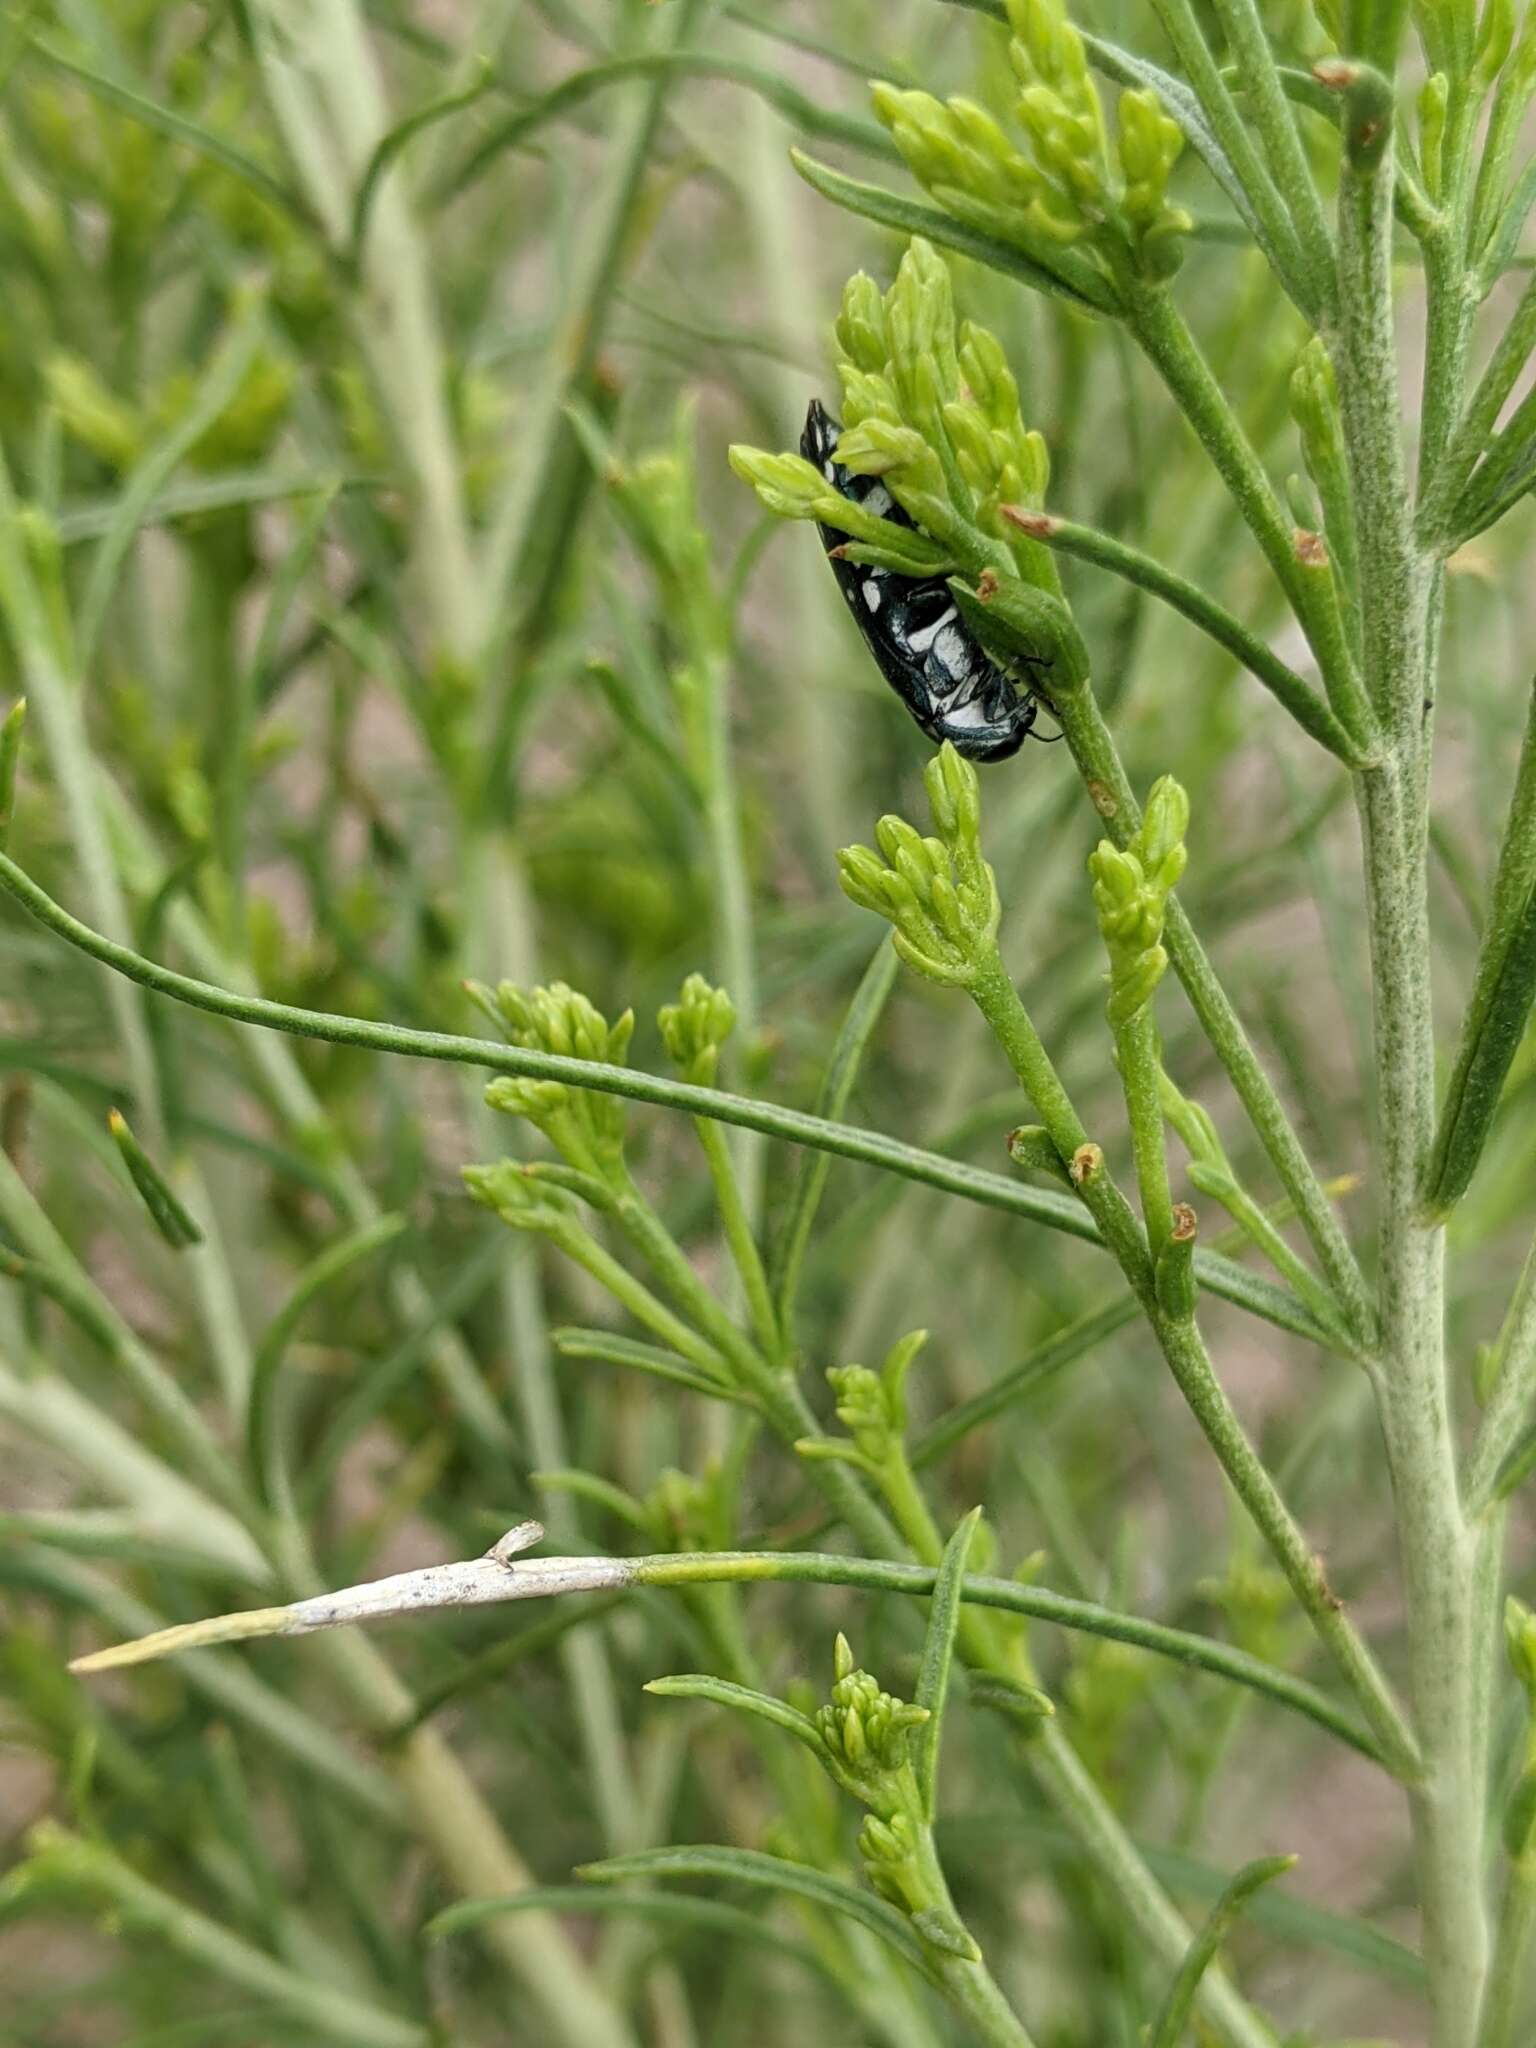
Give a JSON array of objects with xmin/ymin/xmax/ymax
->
[
  {"xmin": 862, "ymin": 579, "xmax": 881, "ymax": 611},
  {"xmin": 906, "ymin": 604, "xmax": 957, "ymax": 654},
  {"xmin": 933, "ymin": 624, "xmax": 968, "ymax": 671}
]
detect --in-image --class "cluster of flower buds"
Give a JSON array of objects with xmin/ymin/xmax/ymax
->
[
  {"xmin": 1087, "ymin": 774, "xmax": 1190, "ymax": 1026},
  {"xmin": 813, "ymin": 1633, "xmax": 931, "ymax": 1812},
  {"xmin": 657, "ymin": 973, "xmax": 736, "ymax": 1086},
  {"xmin": 461, "ymin": 1157, "xmax": 585, "ymax": 1240},
  {"xmin": 838, "ymin": 745, "xmax": 1001, "ymax": 987},
  {"xmin": 872, "ymin": 0, "xmax": 1191, "ymax": 289},
  {"xmin": 731, "ymin": 239, "xmax": 1062, "ymax": 597},
  {"xmin": 474, "ymin": 979, "xmax": 634, "ymax": 1178},
  {"xmin": 798, "ymin": 1331, "xmax": 929, "ymax": 1484}
]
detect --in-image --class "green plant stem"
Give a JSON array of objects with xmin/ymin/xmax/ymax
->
[
  {"xmin": 1015, "ymin": 512, "xmax": 1356, "ymax": 759},
  {"xmin": 1117, "ymin": 1006, "xmax": 1176, "ymax": 1252},
  {"xmin": 1124, "ymin": 283, "xmax": 1379, "ymax": 756},
  {"xmin": 584, "ymin": 1187, "xmax": 1276, "ymax": 2044},
  {"xmin": 0, "ymin": 848, "xmax": 1347, "ymax": 1351},
  {"xmin": 1142, "ymin": 0, "xmax": 1311, "ymax": 306},
  {"xmin": 1420, "ymin": 267, "xmax": 1536, "ymax": 549},
  {"xmin": 694, "ymin": 632, "xmax": 769, "ymax": 1340},
  {"xmin": 925, "ymin": 1909, "xmax": 1037, "ymax": 2048},
  {"xmin": 1205, "ymin": 0, "xmax": 1335, "ymax": 310},
  {"xmin": 630, "ymin": 1548, "xmax": 1393, "ymax": 1762},
  {"xmin": 1047, "ymin": 675, "xmax": 1378, "ymax": 1348},
  {"xmin": 1469, "ymin": 1235, "xmax": 1536, "ymax": 1515},
  {"xmin": 969, "ymin": 947, "xmax": 1417, "ymax": 1776},
  {"xmin": 1336, "ymin": 121, "xmax": 1489, "ymax": 2042},
  {"xmin": 694, "ymin": 1115, "xmax": 779, "ymax": 1358}
]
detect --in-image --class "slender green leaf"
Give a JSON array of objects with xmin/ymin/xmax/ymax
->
[
  {"xmin": 25, "ymin": 38, "xmax": 314, "ymax": 227},
  {"xmin": 396, "ymin": 1595, "xmax": 629, "ymax": 1735},
  {"xmin": 77, "ymin": 296, "xmax": 270, "ymax": 675},
  {"xmin": 1425, "ymin": 684, "xmax": 1536, "ymax": 1215},
  {"xmin": 644, "ymin": 1674, "xmax": 825, "ymax": 1753},
  {"xmin": 552, "ymin": 1326, "xmax": 747, "ymax": 1402},
  {"xmin": 56, "ymin": 472, "xmax": 377, "ymax": 544},
  {"xmin": 425, "ymin": 1882, "xmax": 839, "ymax": 1979},
  {"xmin": 0, "ymin": 846, "xmax": 1347, "ymax": 1354},
  {"xmin": 533, "ymin": 1469, "xmax": 653, "ymax": 1533},
  {"xmin": 914, "ymin": 1509, "xmax": 981, "ymax": 1821},
  {"xmin": 1148, "ymin": 1854, "xmax": 1297, "ymax": 2045},
  {"xmin": 441, "ymin": 53, "xmax": 898, "ymax": 202},
  {"xmin": 247, "ymin": 1218, "xmax": 407, "ymax": 1511},
  {"xmin": 576, "ymin": 1846, "xmax": 932, "ymax": 1973},
  {"xmin": 914, "ymin": 1300, "xmax": 1137, "ymax": 1467},
  {"xmin": 788, "ymin": 151, "xmax": 1118, "ymax": 313},
  {"xmin": 771, "ymin": 937, "xmax": 899, "ymax": 1328},
  {"xmin": 106, "ymin": 1110, "xmax": 202, "ymax": 1251},
  {"xmin": 350, "ymin": 61, "xmax": 495, "ymax": 264}
]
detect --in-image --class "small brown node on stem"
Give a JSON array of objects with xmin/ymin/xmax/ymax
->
[
  {"xmin": 1171, "ymin": 1202, "xmax": 1198, "ymax": 1243},
  {"xmin": 1293, "ymin": 528, "xmax": 1329, "ymax": 569},
  {"xmin": 1070, "ymin": 1141, "xmax": 1104, "ymax": 1187},
  {"xmin": 976, "ymin": 568, "xmax": 1000, "ymax": 601},
  {"xmin": 1312, "ymin": 58, "xmax": 1358, "ymax": 88},
  {"xmin": 1313, "ymin": 1553, "xmax": 1344, "ymax": 1611},
  {"xmin": 999, "ymin": 505, "xmax": 1055, "ymax": 539},
  {"xmin": 1087, "ymin": 780, "xmax": 1117, "ymax": 819}
]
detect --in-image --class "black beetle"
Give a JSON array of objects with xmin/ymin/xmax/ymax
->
[{"xmin": 801, "ymin": 399, "xmax": 1050, "ymax": 762}]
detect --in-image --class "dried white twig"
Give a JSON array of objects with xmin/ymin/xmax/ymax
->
[{"xmin": 69, "ymin": 1522, "xmax": 633, "ymax": 1675}]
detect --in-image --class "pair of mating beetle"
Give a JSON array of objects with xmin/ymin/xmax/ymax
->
[{"xmin": 800, "ymin": 399, "xmax": 1053, "ymax": 763}]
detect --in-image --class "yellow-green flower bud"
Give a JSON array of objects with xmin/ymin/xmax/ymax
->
[
  {"xmin": 1418, "ymin": 72, "xmax": 1449, "ymax": 197},
  {"xmin": 1007, "ymin": 0, "xmax": 1102, "ymax": 132},
  {"xmin": 871, "ymin": 84, "xmax": 1045, "ymax": 250},
  {"xmin": 1116, "ymin": 88, "xmax": 1193, "ymax": 279},
  {"xmin": 483, "ymin": 982, "xmax": 633, "ymax": 1174},
  {"xmin": 657, "ymin": 973, "xmax": 736, "ymax": 1085},
  {"xmin": 463, "ymin": 1160, "xmax": 581, "ymax": 1239},
  {"xmin": 838, "ymin": 748, "xmax": 1002, "ymax": 986},
  {"xmin": 1477, "ymin": 0, "xmax": 1516, "ymax": 79},
  {"xmin": 1088, "ymin": 774, "xmax": 1188, "ymax": 1027},
  {"xmin": 834, "ymin": 270, "xmax": 890, "ymax": 373},
  {"xmin": 727, "ymin": 442, "xmax": 954, "ymax": 575},
  {"xmin": 1137, "ymin": 773, "xmax": 1191, "ymax": 891}
]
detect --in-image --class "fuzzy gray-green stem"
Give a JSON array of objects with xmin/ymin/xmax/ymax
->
[{"xmin": 1337, "ymin": 125, "xmax": 1489, "ymax": 2041}]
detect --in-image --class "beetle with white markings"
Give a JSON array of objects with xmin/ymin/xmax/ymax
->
[{"xmin": 800, "ymin": 400, "xmax": 1052, "ymax": 763}]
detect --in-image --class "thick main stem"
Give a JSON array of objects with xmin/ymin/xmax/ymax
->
[{"xmin": 1336, "ymin": 134, "xmax": 1488, "ymax": 2041}]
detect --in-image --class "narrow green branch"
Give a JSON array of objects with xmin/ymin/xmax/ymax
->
[
  {"xmin": 0, "ymin": 847, "xmax": 1345, "ymax": 1350},
  {"xmin": 967, "ymin": 946, "xmax": 1414, "ymax": 1773},
  {"xmin": 1004, "ymin": 509, "xmax": 1358, "ymax": 760},
  {"xmin": 1125, "ymin": 285, "xmax": 1378, "ymax": 754}
]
